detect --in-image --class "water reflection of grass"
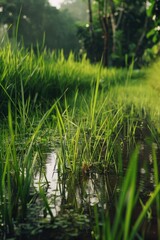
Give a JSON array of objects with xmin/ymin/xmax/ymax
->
[{"xmin": 0, "ymin": 45, "xmax": 160, "ymax": 239}]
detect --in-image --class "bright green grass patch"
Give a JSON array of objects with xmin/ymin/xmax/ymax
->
[
  {"xmin": 107, "ymin": 81, "xmax": 160, "ymax": 134},
  {"xmin": 147, "ymin": 58, "xmax": 160, "ymax": 92},
  {"xmin": 0, "ymin": 44, "xmax": 143, "ymax": 113}
]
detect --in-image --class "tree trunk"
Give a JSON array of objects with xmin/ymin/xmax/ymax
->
[
  {"xmin": 88, "ymin": 0, "xmax": 94, "ymax": 40},
  {"xmin": 109, "ymin": 0, "xmax": 124, "ymax": 57},
  {"xmin": 88, "ymin": 0, "xmax": 97, "ymax": 62},
  {"xmin": 136, "ymin": 16, "xmax": 148, "ymax": 58},
  {"xmin": 102, "ymin": 15, "xmax": 109, "ymax": 66},
  {"xmin": 87, "ymin": 0, "xmax": 95, "ymax": 61},
  {"xmin": 101, "ymin": 0, "xmax": 109, "ymax": 66}
]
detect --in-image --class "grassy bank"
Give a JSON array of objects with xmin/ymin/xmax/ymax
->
[{"xmin": 0, "ymin": 44, "xmax": 143, "ymax": 113}]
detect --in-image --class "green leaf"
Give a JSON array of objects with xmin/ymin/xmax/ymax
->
[
  {"xmin": 146, "ymin": 1, "xmax": 155, "ymax": 17},
  {"xmin": 147, "ymin": 28, "xmax": 156, "ymax": 38}
]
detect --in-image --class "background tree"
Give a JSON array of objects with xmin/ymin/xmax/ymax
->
[
  {"xmin": 78, "ymin": 0, "xmax": 159, "ymax": 67},
  {"xmin": 0, "ymin": 0, "xmax": 79, "ymax": 54},
  {"xmin": 77, "ymin": 0, "xmax": 104, "ymax": 63}
]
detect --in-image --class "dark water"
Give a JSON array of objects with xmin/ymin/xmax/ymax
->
[
  {"xmin": 3, "ymin": 142, "xmax": 160, "ymax": 240},
  {"xmin": 33, "ymin": 144, "xmax": 160, "ymax": 239}
]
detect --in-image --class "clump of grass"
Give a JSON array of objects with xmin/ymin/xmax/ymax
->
[
  {"xmin": 0, "ymin": 103, "xmax": 39, "ymax": 234},
  {"xmin": 54, "ymin": 77, "xmax": 147, "ymax": 175},
  {"xmin": 0, "ymin": 94, "xmax": 59, "ymax": 236}
]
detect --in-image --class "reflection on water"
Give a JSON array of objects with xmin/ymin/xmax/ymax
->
[
  {"xmin": 35, "ymin": 151, "xmax": 62, "ymax": 217},
  {"xmin": 35, "ymin": 143, "xmax": 158, "ymax": 216},
  {"xmin": 38, "ymin": 144, "xmax": 157, "ymax": 213},
  {"xmin": 35, "ymin": 150, "xmax": 120, "ymax": 218},
  {"xmin": 32, "ymin": 143, "xmax": 160, "ymax": 240}
]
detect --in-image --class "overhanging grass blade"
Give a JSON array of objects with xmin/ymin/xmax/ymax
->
[{"xmin": 130, "ymin": 184, "xmax": 160, "ymax": 239}]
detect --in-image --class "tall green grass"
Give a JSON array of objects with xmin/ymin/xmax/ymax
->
[
  {"xmin": 54, "ymin": 79, "xmax": 153, "ymax": 175},
  {"xmin": 0, "ymin": 96, "xmax": 59, "ymax": 236},
  {"xmin": 0, "ymin": 43, "xmax": 143, "ymax": 113}
]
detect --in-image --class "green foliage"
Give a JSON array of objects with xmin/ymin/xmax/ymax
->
[
  {"xmin": 146, "ymin": 0, "xmax": 160, "ymax": 45},
  {"xmin": 78, "ymin": 0, "xmax": 157, "ymax": 66},
  {"xmin": 142, "ymin": 43, "xmax": 160, "ymax": 65}
]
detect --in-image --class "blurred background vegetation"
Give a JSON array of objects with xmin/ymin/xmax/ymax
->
[{"xmin": 0, "ymin": 0, "xmax": 160, "ymax": 67}]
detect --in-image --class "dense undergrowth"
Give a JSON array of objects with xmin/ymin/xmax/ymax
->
[{"xmin": 0, "ymin": 44, "xmax": 160, "ymax": 239}]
